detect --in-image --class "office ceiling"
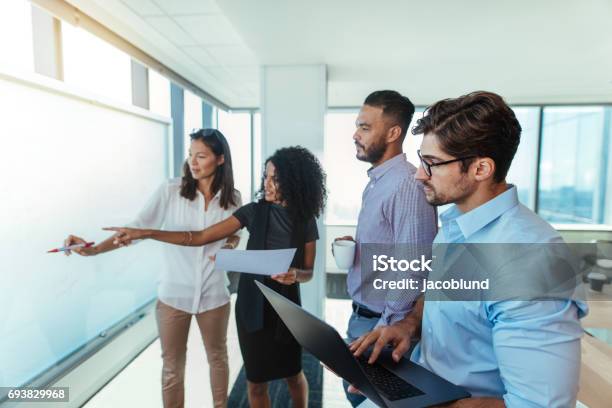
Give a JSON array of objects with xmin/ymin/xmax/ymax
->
[
  {"xmin": 66, "ymin": 0, "xmax": 612, "ymax": 108},
  {"xmin": 64, "ymin": 0, "xmax": 259, "ymax": 108}
]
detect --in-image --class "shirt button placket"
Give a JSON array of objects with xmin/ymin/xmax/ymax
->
[{"xmin": 192, "ymin": 198, "xmax": 204, "ymax": 313}]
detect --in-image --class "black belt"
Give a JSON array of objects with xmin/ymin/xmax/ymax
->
[{"xmin": 352, "ymin": 302, "xmax": 382, "ymax": 319}]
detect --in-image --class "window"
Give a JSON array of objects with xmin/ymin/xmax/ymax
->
[
  {"xmin": 324, "ymin": 106, "xmax": 579, "ymax": 225},
  {"xmin": 62, "ymin": 22, "xmax": 132, "ymax": 104},
  {"xmin": 0, "ymin": 0, "xmax": 34, "ymax": 73},
  {"xmin": 324, "ymin": 111, "xmax": 370, "ymax": 225},
  {"xmin": 507, "ymin": 107, "xmax": 540, "ymax": 209},
  {"xmin": 538, "ymin": 106, "xmax": 611, "ymax": 224},
  {"xmin": 324, "ymin": 109, "xmax": 424, "ymax": 225},
  {"xmin": 148, "ymin": 69, "xmax": 171, "ymax": 118},
  {"xmin": 218, "ymin": 110, "xmax": 253, "ymax": 203},
  {"xmin": 404, "ymin": 109, "xmax": 425, "ymax": 168},
  {"xmin": 184, "ymin": 90, "xmax": 203, "ymax": 157},
  {"xmin": 252, "ymin": 112, "xmax": 262, "ymax": 193}
]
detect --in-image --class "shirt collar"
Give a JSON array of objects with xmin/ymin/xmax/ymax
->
[
  {"xmin": 196, "ymin": 189, "xmax": 221, "ymax": 201},
  {"xmin": 441, "ymin": 184, "xmax": 519, "ymax": 240},
  {"xmin": 367, "ymin": 153, "xmax": 406, "ymax": 181}
]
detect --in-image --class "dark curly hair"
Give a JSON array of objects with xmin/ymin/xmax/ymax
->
[{"xmin": 258, "ymin": 146, "xmax": 327, "ymax": 222}]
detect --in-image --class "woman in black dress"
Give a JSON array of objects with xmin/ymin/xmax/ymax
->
[{"xmin": 106, "ymin": 146, "xmax": 327, "ymax": 408}]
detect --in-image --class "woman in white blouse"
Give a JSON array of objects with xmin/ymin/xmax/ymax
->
[{"xmin": 64, "ymin": 128, "xmax": 241, "ymax": 408}]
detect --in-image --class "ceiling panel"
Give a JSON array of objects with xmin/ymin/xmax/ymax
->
[
  {"xmin": 243, "ymin": 81, "xmax": 259, "ymax": 95},
  {"xmin": 153, "ymin": 0, "xmax": 221, "ymax": 15},
  {"xmin": 181, "ymin": 45, "xmax": 219, "ymax": 66},
  {"xmin": 207, "ymin": 67, "xmax": 257, "ymax": 98},
  {"xmin": 206, "ymin": 66, "xmax": 235, "ymax": 83},
  {"xmin": 225, "ymin": 66, "xmax": 259, "ymax": 83},
  {"xmin": 174, "ymin": 14, "xmax": 242, "ymax": 45},
  {"xmin": 144, "ymin": 16, "xmax": 198, "ymax": 46},
  {"xmin": 206, "ymin": 45, "xmax": 257, "ymax": 66},
  {"xmin": 120, "ymin": 0, "xmax": 164, "ymax": 16}
]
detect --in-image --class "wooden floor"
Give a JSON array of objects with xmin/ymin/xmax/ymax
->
[
  {"xmin": 579, "ymin": 333, "xmax": 612, "ymax": 408},
  {"xmin": 579, "ymin": 283, "xmax": 612, "ymax": 408}
]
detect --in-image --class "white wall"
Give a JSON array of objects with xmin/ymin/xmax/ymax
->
[{"xmin": 261, "ymin": 64, "xmax": 327, "ymax": 318}]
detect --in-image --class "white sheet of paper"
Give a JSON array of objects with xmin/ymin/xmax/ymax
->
[{"xmin": 215, "ymin": 248, "xmax": 297, "ymax": 275}]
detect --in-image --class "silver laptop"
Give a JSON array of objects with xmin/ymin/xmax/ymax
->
[{"xmin": 255, "ymin": 281, "xmax": 470, "ymax": 408}]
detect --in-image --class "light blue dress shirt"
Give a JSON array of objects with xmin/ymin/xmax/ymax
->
[{"xmin": 411, "ymin": 185, "xmax": 588, "ymax": 407}]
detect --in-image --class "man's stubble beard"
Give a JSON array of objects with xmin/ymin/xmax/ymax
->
[
  {"xmin": 423, "ymin": 175, "xmax": 474, "ymax": 207},
  {"xmin": 356, "ymin": 138, "xmax": 387, "ymax": 164}
]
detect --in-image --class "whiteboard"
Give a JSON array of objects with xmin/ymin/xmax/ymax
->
[{"xmin": 0, "ymin": 70, "xmax": 171, "ymax": 387}]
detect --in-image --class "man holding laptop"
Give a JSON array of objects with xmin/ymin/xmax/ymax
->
[
  {"xmin": 349, "ymin": 91, "xmax": 588, "ymax": 407},
  {"xmin": 333, "ymin": 90, "xmax": 437, "ymax": 406}
]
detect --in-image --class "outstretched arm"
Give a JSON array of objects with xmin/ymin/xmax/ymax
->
[
  {"xmin": 63, "ymin": 233, "xmax": 121, "ymax": 256},
  {"xmin": 105, "ymin": 215, "xmax": 243, "ymax": 247}
]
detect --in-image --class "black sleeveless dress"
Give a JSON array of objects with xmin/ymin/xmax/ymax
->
[{"xmin": 232, "ymin": 201, "xmax": 318, "ymax": 383}]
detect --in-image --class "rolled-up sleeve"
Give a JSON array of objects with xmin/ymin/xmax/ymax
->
[{"xmin": 487, "ymin": 299, "xmax": 586, "ymax": 408}]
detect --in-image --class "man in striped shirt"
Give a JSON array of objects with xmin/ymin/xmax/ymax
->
[{"xmin": 334, "ymin": 90, "xmax": 437, "ymax": 406}]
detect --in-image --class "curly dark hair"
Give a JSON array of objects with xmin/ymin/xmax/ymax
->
[{"xmin": 258, "ymin": 146, "xmax": 327, "ymax": 222}]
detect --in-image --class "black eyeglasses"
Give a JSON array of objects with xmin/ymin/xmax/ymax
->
[{"xmin": 417, "ymin": 150, "xmax": 476, "ymax": 177}]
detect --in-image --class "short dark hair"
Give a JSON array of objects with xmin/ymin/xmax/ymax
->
[
  {"xmin": 412, "ymin": 91, "xmax": 521, "ymax": 183},
  {"xmin": 364, "ymin": 90, "xmax": 415, "ymax": 140}
]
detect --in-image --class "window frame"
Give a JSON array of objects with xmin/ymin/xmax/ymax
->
[{"xmin": 324, "ymin": 104, "xmax": 612, "ymax": 227}]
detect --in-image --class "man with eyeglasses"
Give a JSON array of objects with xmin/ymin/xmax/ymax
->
[
  {"xmin": 333, "ymin": 90, "xmax": 437, "ymax": 407},
  {"xmin": 349, "ymin": 91, "xmax": 588, "ymax": 407}
]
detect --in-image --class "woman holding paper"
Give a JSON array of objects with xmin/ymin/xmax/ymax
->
[
  {"xmin": 64, "ymin": 129, "xmax": 241, "ymax": 408},
  {"xmin": 106, "ymin": 146, "xmax": 327, "ymax": 408}
]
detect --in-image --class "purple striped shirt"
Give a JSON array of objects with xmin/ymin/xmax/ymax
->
[{"xmin": 348, "ymin": 153, "xmax": 437, "ymax": 325}]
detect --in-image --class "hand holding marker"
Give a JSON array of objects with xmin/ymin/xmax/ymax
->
[{"xmin": 47, "ymin": 242, "xmax": 95, "ymax": 253}]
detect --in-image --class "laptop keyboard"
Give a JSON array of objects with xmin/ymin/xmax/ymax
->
[{"xmin": 357, "ymin": 356, "xmax": 425, "ymax": 401}]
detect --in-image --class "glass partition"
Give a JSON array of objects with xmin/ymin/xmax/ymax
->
[
  {"xmin": 0, "ymin": 0, "xmax": 34, "ymax": 73},
  {"xmin": 538, "ymin": 106, "xmax": 610, "ymax": 224},
  {"xmin": 62, "ymin": 22, "xmax": 132, "ymax": 105},
  {"xmin": 218, "ymin": 110, "xmax": 253, "ymax": 203},
  {"xmin": 0, "ymin": 72, "xmax": 170, "ymax": 390}
]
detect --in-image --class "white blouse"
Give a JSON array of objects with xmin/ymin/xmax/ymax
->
[{"xmin": 128, "ymin": 178, "xmax": 242, "ymax": 314}]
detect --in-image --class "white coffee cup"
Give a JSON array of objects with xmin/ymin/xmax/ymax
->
[{"xmin": 333, "ymin": 240, "xmax": 356, "ymax": 270}]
